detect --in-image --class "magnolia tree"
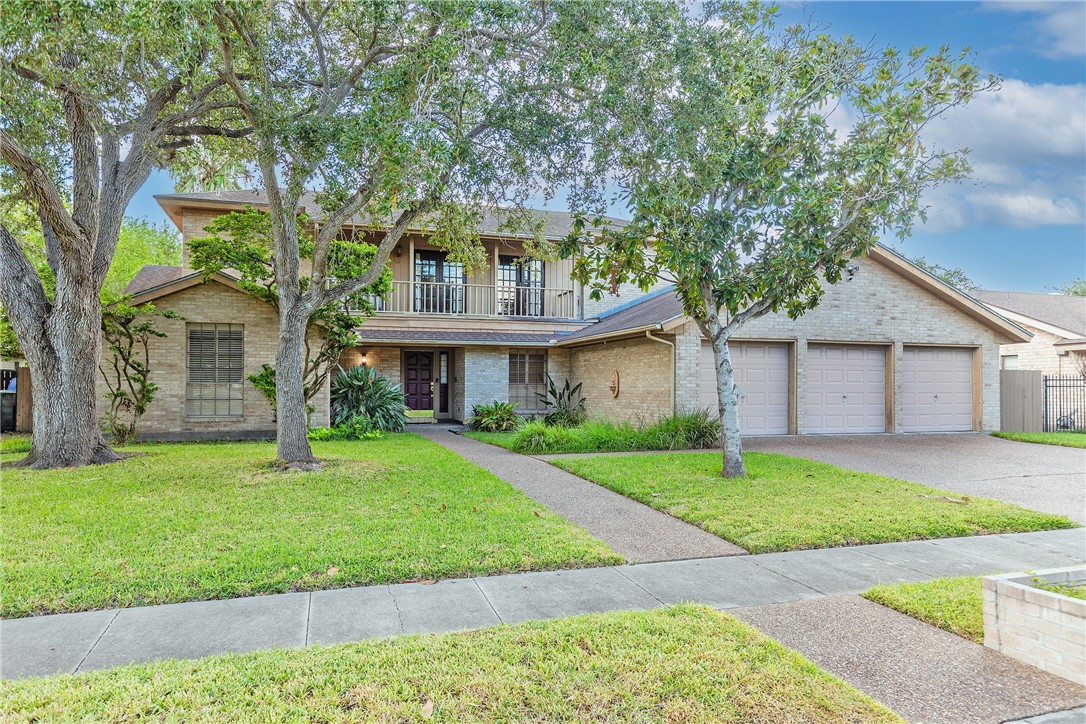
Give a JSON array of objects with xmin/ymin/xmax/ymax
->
[
  {"xmin": 568, "ymin": 4, "xmax": 997, "ymax": 477},
  {"xmin": 207, "ymin": 0, "xmax": 615, "ymax": 467},
  {"xmin": 0, "ymin": 1, "xmax": 245, "ymax": 468}
]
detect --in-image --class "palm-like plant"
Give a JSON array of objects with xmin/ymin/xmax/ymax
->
[
  {"xmin": 330, "ymin": 366, "xmax": 408, "ymax": 432},
  {"xmin": 536, "ymin": 375, "xmax": 587, "ymax": 427}
]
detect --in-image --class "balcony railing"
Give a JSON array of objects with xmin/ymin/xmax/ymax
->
[{"xmin": 356, "ymin": 280, "xmax": 576, "ymax": 319}]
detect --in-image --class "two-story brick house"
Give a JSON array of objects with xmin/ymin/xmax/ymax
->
[{"xmin": 108, "ymin": 189, "xmax": 1029, "ymax": 439}]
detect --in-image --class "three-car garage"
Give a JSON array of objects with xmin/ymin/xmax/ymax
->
[{"xmin": 698, "ymin": 340, "xmax": 977, "ymax": 435}]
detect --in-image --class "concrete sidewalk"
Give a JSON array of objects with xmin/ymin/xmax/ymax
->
[
  {"xmin": 3, "ymin": 528, "xmax": 1083, "ymax": 680},
  {"xmin": 414, "ymin": 426, "xmax": 745, "ymax": 561}
]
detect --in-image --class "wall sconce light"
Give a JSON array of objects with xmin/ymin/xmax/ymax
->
[
  {"xmin": 360, "ymin": 351, "xmax": 368, "ymax": 365},
  {"xmin": 394, "ymin": 245, "xmax": 402, "ymax": 258}
]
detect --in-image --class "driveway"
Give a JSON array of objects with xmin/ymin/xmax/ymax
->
[{"xmin": 742, "ymin": 433, "xmax": 1086, "ymax": 523}]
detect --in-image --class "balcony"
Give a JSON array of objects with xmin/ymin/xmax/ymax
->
[{"xmin": 358, "ymin": 280, "xmax": 577, "ymax": 319}]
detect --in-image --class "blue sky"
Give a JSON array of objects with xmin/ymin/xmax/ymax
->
[{"xmin": 127, "ymin": 1, "xmax": 1085, "ymax": 293}]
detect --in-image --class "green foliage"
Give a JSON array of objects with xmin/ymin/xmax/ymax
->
[
  {"xmin": 909, "ymin": 256, "xmax": 977, "ymax": 292},
  {"xmin": 537, "ymin": 376, "xmax": 587, "ymax": 427},
  {"xmin": 247, "ymin": 364, "xmax": 279, "ymax": 410},
  {"xmin": 1050, "ymin": 278, "xmax": 1086, "ymax": 296},
  {"xmin": 98, "ymin": 299, "xmax": 183, "ymax": 444},
  {"xmin": 330, "ymin": 365, "xmax": 407, "ymax": 433},
  {"xmin": 863, "ymin": 577, "xmax": 983, "ymax": 643},
  {"xmin": 190, "ymin": 208, "xmax": 394, "ymax": 407},
  {"xmin": 307, "ymin": 413, "xmax": 381, "ymax": 442},
  {"xmin": 509, "ymin": 411, "xmax": 721, "ymax": 455},
  {"xmin": 468, "ymin": 401, "xmax": 523, "ymax": 432},
  {"xmin": 103, "ymin": 219, "xmax": 182, "ymax": 302}
]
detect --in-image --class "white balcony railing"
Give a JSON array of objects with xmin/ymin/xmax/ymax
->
[{"xmin": 357, "ymin": 280, "xmax": 576, "ymax": 319}]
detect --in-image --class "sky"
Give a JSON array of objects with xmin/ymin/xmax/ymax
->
[{"xmin": 126, "ymin": 0, "xmax": 1086, "ymax": 293}]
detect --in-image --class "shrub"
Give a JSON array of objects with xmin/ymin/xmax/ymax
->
[
  {"xmin": 331, "ymin": 365, "xmax": 407, "ymax": 432},
  {"xmin": 536, "ymin": 375, "xmax": 587, "ymax": 427},
  {"xmin": 308, "ymin": 412, "xmax": 382, "ymax": 441},
  {"xmin": 510, "ymin": 411, "xmax": 722, "ymax": 454},
  {"xmin": 469, "ymin": 401, "xmax": 522, "ymax": 432}
]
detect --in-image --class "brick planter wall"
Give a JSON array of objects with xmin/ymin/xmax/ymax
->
[{"xmin": 983, "ymin": 566, "xmax": 1086, "ymax": 685}]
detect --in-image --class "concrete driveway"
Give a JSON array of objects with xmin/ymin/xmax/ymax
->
[{"xmin": 743, "ymin": 434, "xmax": 1086, "ymax": 523}]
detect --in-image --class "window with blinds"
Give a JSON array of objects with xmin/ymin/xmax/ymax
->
[
  {"xmin": 508, "ymin": 351, "xmax": 547, "ymax": 412},
  {"xmin": 186, "ymin": 323, "xmax": 244, "ymax": 417}
]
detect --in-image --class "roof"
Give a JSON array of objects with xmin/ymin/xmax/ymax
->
[
  {"xmin": 154, "ymin": 190, "xmax": 625, "ymax": 240},
  {"xmin": 123, "ymin": 265, "xmax": 187, "ymax": 294},
  {"xmin": 972, "ymin": 290, "xmax": 1086, "ymax": 338},
  {"xmin": 558, "ymin": 286, "xmax": 685, "ymax": 344},
  {"xmin": 357, "ymin": 330, "xmax": 560, "ymax": 346}
]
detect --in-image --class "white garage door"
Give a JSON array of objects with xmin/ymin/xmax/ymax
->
[
  {"xmin": 806, "ymin": 344, "xmax": 886, "ymax": 433},
  {"xmin": 700, "ymin": 342, "xmax": 790, "ymax": 435},
  {"xmin": 901, "ymin": 347, "xmax": 974, "ymax": 432}
]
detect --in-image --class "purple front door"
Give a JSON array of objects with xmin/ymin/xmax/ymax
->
[{"xmin": 404, "ymin": 351, "xmax": 434, "ymax": 411}]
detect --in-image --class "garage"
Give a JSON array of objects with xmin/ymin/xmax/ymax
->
[
  {"xmin": 806, "ymin": 344, "xmax": 887, "ymax": 433},
  {"xmin": 700, "ymin": 341, "xmax": 790, "ymax": 435},
  {"xmin": 900, "ymin": 346, "xmax": 974, "ymax": 432}
]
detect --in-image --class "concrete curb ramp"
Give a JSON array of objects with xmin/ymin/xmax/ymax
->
[{"xmin": 3, "ymin": 528, "xmax": 1083, "ymax": 680}]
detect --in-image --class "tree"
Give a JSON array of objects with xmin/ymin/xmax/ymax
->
[
  {"xmin": 188, "ymin": 207, "xmax": 390, "ymax": 418},
  {"xmin": 0, "ymin": 1, "xmax": 246, "ymax": 468},
  {"xmin": 909, "ymin": 256, "xmax": 977, "ymax": 291},
  {"xmin": 1050, "ymin": 279, "xmax": 1086, "ymax": 296},
  {"xmin": 568, "ymin": 3, "xmax": 997, "ymax": 477},
  {"xmin": 99, "ymin": 300, "xmax": 182, "ymax": 444},
  {"xmin": 207, "ymin": 0, "xmax": 612, "ymax": 467}
]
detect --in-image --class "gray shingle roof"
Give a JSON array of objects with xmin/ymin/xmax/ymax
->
[
  {"xmin": 973, "ymin": 290, "xmax": 1086, "ymax": 337},
  {"xmin": 123, "ymin": 265, "xmax": 186, "ymax": 294},
  {"xmin": 154, "ymin": 190, "xmax": 625, "ymax": 239},
  {"xmin": 559, "ymin": 287, "xmax": 686, "ymax": 343}
]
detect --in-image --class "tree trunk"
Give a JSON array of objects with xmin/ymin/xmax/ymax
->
[
  {"xmin": 275, "ymin": 306, "xmax": 319, "ymax": 469},
  {"xmin": 16, "ymin": 296, "xmax": 123, "ymax": 469},
  {"xmin": 708, "ymin": 327, "xmax": 747, "ymax": 478}
]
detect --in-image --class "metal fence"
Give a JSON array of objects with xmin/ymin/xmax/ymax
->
[{"xmin": 1043, "ymin": 375, "xmax": 1086, "ymax": 432}]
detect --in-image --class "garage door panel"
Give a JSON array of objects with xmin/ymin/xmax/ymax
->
[
  {"xmin": 806, "ymin": 344, "xmax": 886, "ymax": 434},
  {"xmin": 901, "ymin": 346, "xmax": 973, "ymax": 433},
  {"xmin": 700, "ymin": 342, "xmax": 790, "ymax": 435}
]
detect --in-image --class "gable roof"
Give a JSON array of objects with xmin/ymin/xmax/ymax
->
[
  {"xmin": 972, "ymin": 290, "xmax": 1086, "ymax": 339},
  {"xmin": 155, "ymin": 190, "xmax": 624, "ymax": 240},
  {"xmin": 123, "ymin": 265, "xmax": 187, "ymax": 295},
  {"xmin": 558, "ymin": 286, "xmax": 685, "ymax": 344},
  {"xmin": 123, "ymin": 265, "xmax": 244, "ymax": 305}
]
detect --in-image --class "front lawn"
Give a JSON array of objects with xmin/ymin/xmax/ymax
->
[
  {"xmin": 551, "ymin": 452, "xmax": 1076, "ymax": 554},
  {"xmin": 0, "ymin": 605, "xmax": 901, "ymax": 722},
  {"xmin": 990, "ymin": 431, "xmax": 1086, "ymax": 449},
  {"xmin": 863, "ymin": 577, "xmax": 984, "ymax": 643},
  {"xmin": 463, "ymin": 430, "xmax": 519, "ymax": 450},
  {"xmin": 1, "ymin": 435, "xmax": 620, "ymax": 618}
]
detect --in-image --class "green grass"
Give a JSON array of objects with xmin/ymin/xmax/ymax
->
[
  {"xmin": 863, "ymin": 577, "xmax": 984, "ymax": 643},
  {"xmin": 551, "ymin": 452, "xmax": 1077, "ymax": 554},
  {"xmin": 1, "ymin": 435, "xmax": 621, "ymax": 618},
  {"xmin": 0, "ymin": 605, "xmax": 901, "ymax": 723},
  {"xmin": 991, "ymin": 431, "xmax": 1086, "ymax": 449},
  {"xmin": 0, "ymin": 432, "xmax": 31, "ymax": 455},
  {"xmin": 463, "ymin": 431, "xmax": 519, "ymax": 450}
]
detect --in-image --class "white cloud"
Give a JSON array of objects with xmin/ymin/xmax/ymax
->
[
  {"xmin": 983, "ymin": 1, "xmax": 1086, "ymax": 59},
  {"xmin": 916, "ymin": 78, "xmax": 1085, "ymax": 232}
]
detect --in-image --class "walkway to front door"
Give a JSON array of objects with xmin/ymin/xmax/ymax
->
[{"xmin": 403, "ymin": 351, "xmax": 433, "ymax": 412}]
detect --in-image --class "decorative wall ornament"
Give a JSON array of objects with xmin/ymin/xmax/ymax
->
[{"xmin": 609, "ymin": 369, "xmax": 620, "ymax": 398}]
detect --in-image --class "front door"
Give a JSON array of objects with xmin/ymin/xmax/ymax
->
[{"xmin": 404, "ymin": 351, "xmax": 434, "ymax": 411}]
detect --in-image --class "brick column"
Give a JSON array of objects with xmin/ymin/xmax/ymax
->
[
  {"xmin": 794, "ymin": 338, "xmax": 807, "ymax": 434},
  {"xmin": 673, "ymin": 323, "xmax": 702, "ymax": 413}
]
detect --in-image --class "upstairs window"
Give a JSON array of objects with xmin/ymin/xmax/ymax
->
[
  {"xmin": 509, "ymin": 351, "xmax": 547, "ymax": 412},
  {"xmin": 187, "ymin": 323, "xmax": 244, "ymax": 417}
]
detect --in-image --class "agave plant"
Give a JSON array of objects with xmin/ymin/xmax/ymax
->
[
  {"xmin": 330, "ymin": 365, "xmax": 408, "ymax": 432},
  {"xmin": 468, "ymin": 401, "xmax": 522, "ymax": 432},
  {"xmin": 535, "ymin": 375, "xmax": 587, "ymax": 427}
]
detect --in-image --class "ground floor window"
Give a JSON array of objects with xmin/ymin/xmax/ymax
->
[
  {"xmin": 1000, "ymin": 355, "xmax": 1020, "ymax": 370},
  {"xmin": 187, "ymin": 323, "xmax": 244, "ymax": 417},
  {"xmin": 509, "ymin": 351, "xmax": 547, "ymax": 412}
]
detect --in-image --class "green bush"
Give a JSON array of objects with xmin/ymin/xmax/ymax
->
[
  {"xmin": 469, "ymin": 401, "xmax": 522, "ymax": 432},
  {"xmin": 537, "ymin": 375, "xmax": 587, "ymax": 427},
  {"xmin": 331, "ymin": 365, "xmax": 407, "ymax": 432},
  {"xmin": 511, "ymin": 411, "xmax": 721, "ymax": 455},
  {"xmin": 308, "ymin": 412, "xmax": 382, "ymax": 441}
]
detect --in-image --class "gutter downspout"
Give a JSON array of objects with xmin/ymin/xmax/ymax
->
[{"xmin": 645, "ymin": 328, "xmax": 675, "ymax": 413}]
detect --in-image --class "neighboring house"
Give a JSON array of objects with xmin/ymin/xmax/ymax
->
[
  {"xmin": 103, "ymin": 189, "xmax": 1029, "ymax": 439},
  {"xmin": 972, "ymin": 290, "xmax": 1086, "ymax": 376}
]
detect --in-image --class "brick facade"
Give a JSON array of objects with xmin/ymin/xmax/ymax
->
[
  {"xmin": 97, "ymin": 280, "xmax": 329, "ymax": 440},
  {"xmin": 570, "ymin": 334, "xmax": 674, "ymax": 421},
  {"xmin": 996, "ymin": 321, "xmax": 1084, "ymax": 375}
]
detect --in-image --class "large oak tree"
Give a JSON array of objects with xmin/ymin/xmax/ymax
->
[
  {"xmin": 568, "ymin": 2, "xmax": 997, "ymax": 477},
  {"xmin": 0, "ymin": 1, "xmax": 244, "ymax": 468},
  {"xmin": 207, "ymin": 0, "xmax": 617, "ymax": 467}
]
